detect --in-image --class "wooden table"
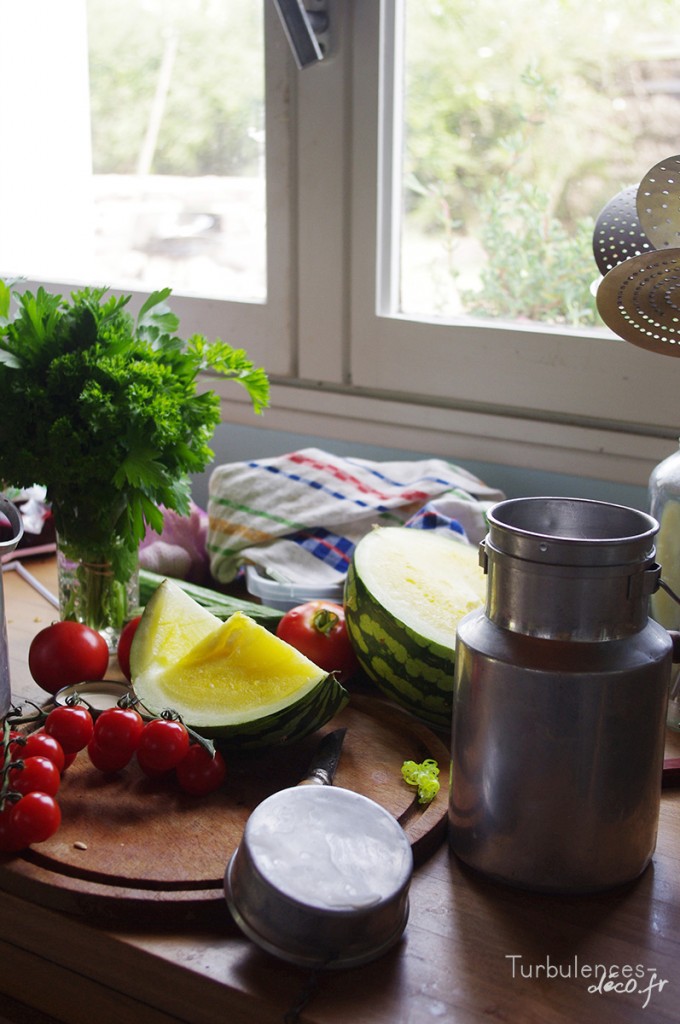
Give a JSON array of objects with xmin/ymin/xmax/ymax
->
[{"xmin": 1, "ymin": 556, "xmax": 679, "ymax": 1024}]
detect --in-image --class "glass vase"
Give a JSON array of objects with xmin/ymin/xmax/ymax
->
[
  {"xmin": 649, "ymin": 440, "xmax": 680, "ymax": 731},
  {"xmin": 56, "ymin": 532, "xmax": 140, "ymax": 651}
]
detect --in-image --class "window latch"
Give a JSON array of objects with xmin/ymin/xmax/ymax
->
[{"xmin": 273, "ymin": 0, "xmax": 330, "ymax": 70}]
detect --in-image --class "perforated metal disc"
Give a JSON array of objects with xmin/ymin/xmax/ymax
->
[
  {"xmin": 596, "ymin": 248, "xmax": 680, "ymax": 356},
  {"xmin": 592, "ymin": 184, "xmax": 653, "ymax": 275},
  {"xmin": 636, "ymin": 155, "xmax": 680, "ymax": 250}
]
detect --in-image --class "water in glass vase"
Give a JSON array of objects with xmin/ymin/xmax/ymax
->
[{"xmin": 56, "ymin": 534, "xmax": 140, "ymax": 650}]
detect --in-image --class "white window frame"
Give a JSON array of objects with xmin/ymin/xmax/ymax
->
[
  {"xmin": 13, "ymin": 1, "xmax": 680, "ymax": 490},
  {"xmin": 212, "ymin": 0, "xmax": 679, "ymax": 493}
]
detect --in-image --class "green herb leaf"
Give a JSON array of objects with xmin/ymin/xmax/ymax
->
[{"xmin": 0, "ymin": 282, "xmax": 269, "ymax": 555}]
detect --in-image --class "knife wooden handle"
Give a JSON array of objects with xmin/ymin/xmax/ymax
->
[{"xmin": 663, "ymin": 757, "xmax": 680, "ymax": 789}]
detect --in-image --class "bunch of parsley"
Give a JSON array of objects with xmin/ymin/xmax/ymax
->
[{"xmin": 0, "ymin": 281, "xmax": 268, "ymax": 585}]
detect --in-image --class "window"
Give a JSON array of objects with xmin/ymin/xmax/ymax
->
[
  {"xmin": 86, "ymin": 1, "xmax": 267, "ymax": 304},
  {"xmin": 3, "ymin": 1, "xmax": 680, "ymax": 489},
  {"xmin": 344, "ymin": 1, "xmax": 680, "ymax": 486},
  {"xmin": 0, "ymin": 0, "xmax": 292, "ymax": 374}
]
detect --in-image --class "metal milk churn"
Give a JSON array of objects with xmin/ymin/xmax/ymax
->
[
  {"xmin": 0, "ymin": 498, "xmax": 24, "ymax": 719},
  {"xmin": 449, "ymin": 496, "xmax": 672, "ymax": 893}
]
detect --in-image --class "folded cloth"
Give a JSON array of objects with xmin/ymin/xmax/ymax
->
[{"xmin": 207, "ymin": 447, "xmax": 504, "ymax": 585}]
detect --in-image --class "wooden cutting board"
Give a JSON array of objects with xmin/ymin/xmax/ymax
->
[{"xmin": 0, "ymin": 695, "xmax": 450, "ymax": 919}]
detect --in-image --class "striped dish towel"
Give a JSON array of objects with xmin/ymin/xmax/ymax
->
[{"xmin": 207, "ymin": 447, "xmax": 504, "ymax": 585}]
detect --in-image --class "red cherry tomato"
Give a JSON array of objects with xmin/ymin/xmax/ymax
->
[
  {"xmin": 87, "ymin": 738, "xmax": 132, "ymax": 773},
  {"xmin": 275, "ymin": 601, "xmax": 359, "ymax": 681},
  {"xmin": 175, "ymin": 745, "xmax": 227, "ymax": 796},
  {"xmin": 0, "ymin": 804, "xmax": 21, "ymax": 852},
  {"xmin": 116, "ymin": 615, "xmax": 142, "ymax": 682},
  {"xmin": 28, "ymin": 620, "xmax": 109, "ymax": 694},
  {"xmin": 137, "ymin": 718, "xmax": 190, "ymax": 775},
  {"xmin": 44, "ymin": 705, "xmax": 94, "ymax": 754},
  {"xmin": 12, "ymin": 731, "xmax": 66, "ymax": 774},
  {"xmin": 5, "ymin": 792, "xmax": 61, "ymax": 849},
  {"xmin": 87, "ymin": 707, "xmax": 144, "ymax": 772},
  {"xmin": 93, "ymin": 706, "xmax": 144, "ymax": 757},
  {"xmin": 8, "ymin": 756, "xmax": 61, "ymax": 797}
]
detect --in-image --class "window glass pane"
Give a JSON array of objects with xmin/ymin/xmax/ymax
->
[
  {"xmin": 0, "ymin": 0, "xmax": 266, "ymax": 302},
  {"xmin": 399, "ymin": 0, "xmax": 680, "ymax": 328}
]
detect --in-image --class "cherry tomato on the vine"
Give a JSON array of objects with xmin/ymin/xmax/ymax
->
[
  {"xmin": 28, "ymin": 620, "xmax": 109, "ymax": 695},
  {"xmin": 12, "ymin": 731, "xmax": 66, "ymax": 774},
  {"xmin": 8, "ymin": 756, "xmax": 61, "ymax": 798},
  {"xmin": 175, "ymin": 745, "xmax": 227, "ymax": 796},
  {"xmin": 87, "ymin": 738, "xmax": 132, "ymax": 774},
  {"xmin": 116, "ymin": 616, "xmax": 142, "ymax": 682},
  {"xmin": 5, "ymin": 790, "xmax": 61, "ymax": 847},
  {"xmin": 93, "ymin": 706, "xmax": 144, "ymax": 758},
  {"xmin": 44, "ymin": 705, "xmax": 94, "ymax": 754},
  {"xmin": 0, "ymin": 803, "xmax": 22, "ymax": 852},
  {"xmin": 276, "ymin": 601, "xmax": 360, "ymax": 682},
  {"xmin": 87, "ymin": 706, "xmax": 144, "ymax": 773},
  {"xmin": 136, "ymin": 718, "xmax": 190, "ymax": 776}
]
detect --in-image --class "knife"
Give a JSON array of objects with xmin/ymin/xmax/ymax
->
[
  {"xmin": 298, "ymin": 727, "xmax": 347, "ymax": 787},
  {"xmin": 662, "ymin": 756, "xmax": 680, "ymax": 789}
]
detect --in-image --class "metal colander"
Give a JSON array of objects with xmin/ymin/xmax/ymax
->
[
  {"xmin": 593, "ymin": 184, "xmax": 653, "ymax": 276},
  {"xmin": 636, "ymin": 155, "xmax": 680, "ymax": 250},
  {"xmin": 596, "ymin": 248, "xmax": 680, "ymax": 356}
]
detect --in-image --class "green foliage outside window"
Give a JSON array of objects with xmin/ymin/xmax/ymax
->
[
  {"xmin": 84, "ymin": 0, "xmax": 680, "ymax": 328},
  {"xmin": 87, "ymin": 0, "xmax": 263, "ymax": 177},
  {"xmin": 402, "ymin": 0, "xmax": 680, "ymax": 326}
]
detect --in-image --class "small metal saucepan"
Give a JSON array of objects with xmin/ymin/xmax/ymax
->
[{"xmin": 224, "ymin": 753, "xmax": 414, "ymax": 970}]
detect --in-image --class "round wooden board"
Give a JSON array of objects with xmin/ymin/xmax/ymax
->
[{"xmin": 0, "ymin": 695, "xmax": 450, "ymax": 917}]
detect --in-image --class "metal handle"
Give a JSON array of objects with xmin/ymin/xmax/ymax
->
[
  {"xmin": 272, "ymin": 0, "xmax": 325, "ymax": 69},
  {"xmin": 657, "ymin": 576, "xmax": 680, "ymax": 607}
]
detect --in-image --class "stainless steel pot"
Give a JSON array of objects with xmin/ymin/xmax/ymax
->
[
  {"xmin": 225, "ymin": 785, "xmax": 413, "ymax": 969},
  {"xmin": 449, "ymin": 497, "xmax": 672, "ymax": 893}
]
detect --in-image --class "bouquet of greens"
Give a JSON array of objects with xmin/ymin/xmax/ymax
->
[{"xmin": 0, "ymin": 280, "xmax": 268, "ymax": 634}]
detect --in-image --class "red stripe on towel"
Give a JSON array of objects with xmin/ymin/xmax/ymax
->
[{"xmin": 286, "ymin": 451, "xmax": 429, "ymax": 505}]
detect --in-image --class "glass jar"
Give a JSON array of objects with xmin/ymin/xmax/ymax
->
[
  {"xmin": 56, "ymin": 531, "xmax": 140, "ymax": 652},
  {"xmin": 649, "ymin": 440, "xmax": 680, "ymax": 730}
]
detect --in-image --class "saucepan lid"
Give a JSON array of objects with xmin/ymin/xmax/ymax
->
[{"xmin": 224, "ymin": 784, "xmax": 414, "ymax": 970}]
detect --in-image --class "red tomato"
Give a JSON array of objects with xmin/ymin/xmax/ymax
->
[
  {"xmin": 87, "ymin": 738, "xmax": 133, "ymax": 773},
  {"xmin": 0, "ymin": 804, "xmax": 20, "ymax": 852},
  {"xmin": 44, "ymin": 705, "xmax": 95, "ymax": 754},
  {"xmin": 8, "ymin": 756, "xmax": 61, "ymax": 797},
  {"xmin": 5, "ymin": 792, "xmax": 61, "ymax": 849},
  {"xmin": 276, "ymin": 601, "xmax": 359, "ymax": 681},
  {"xmin": 116, "ymin": 615, "xmax": 142, "ymax": 682},
  {"xmin": 137, "ymin": 718, "xmax": 190, "ymax": 775},
  {"xmin": 93, "ymin": 706, "xmax": 144, "ymax": 758},
  {"xmin": 175, "ymin": 745, "xmax": 227, "ymax": 796},
  {"xmin": 28, "ymin": 621, "xmax": 109, "ymax": 695},
  {"xmin": 12, "ymin": 731, "xmax": 66, "ymax": 774}
]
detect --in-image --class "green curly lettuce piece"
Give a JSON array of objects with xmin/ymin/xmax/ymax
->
[{"xmin": 401, "ymin": 758, "xmax": 441, "ymax": 805}]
